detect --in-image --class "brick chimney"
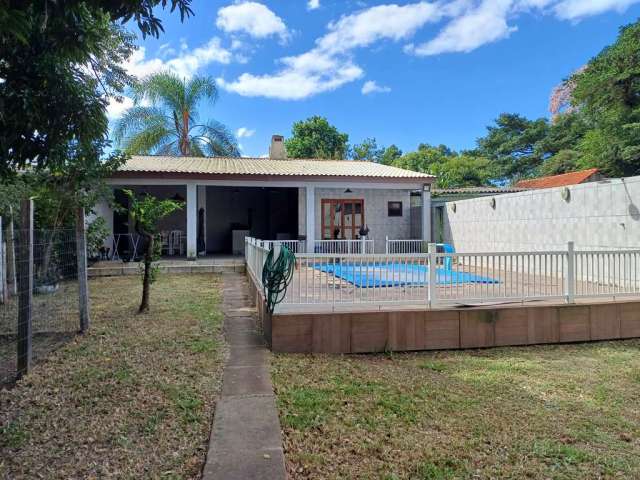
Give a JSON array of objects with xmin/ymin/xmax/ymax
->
[{"xmin": 269, "ymin": 135, "xmax": 286, "ymax": 159}]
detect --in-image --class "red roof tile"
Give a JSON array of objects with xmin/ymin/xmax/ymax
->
[{"xmin": 515, "ymin": 168, "xmax": 600, "ymax": 189}]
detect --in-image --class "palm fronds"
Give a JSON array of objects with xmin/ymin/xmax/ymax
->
[{"xmin": 114, "ymin": 72, "xmax": 238, "ymax": 157}]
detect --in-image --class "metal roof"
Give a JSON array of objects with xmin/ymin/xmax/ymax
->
[
  {"xmin": 116, "ymin": 155, "xmax": 436, "ymax": 180},
  {"xmin": 433, "ymin": 186, "xmax": 526, "ymax": 195}
]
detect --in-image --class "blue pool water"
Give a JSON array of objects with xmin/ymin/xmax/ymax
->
[{"xmin": 314, "ymin": 262, "xmax": 498, "ymax": 288}]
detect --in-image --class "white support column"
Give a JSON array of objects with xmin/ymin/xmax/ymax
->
[
  {"xmin": 421, "ymin": 184, "xmax": 432, "ymax": 243},
  {"xmin": 306, "ymin": 185, "xmax": 315, "ymax": 253},
  {"xmin": 566, "ymin": 241, "xmax": 575, "ymax": 304},
  {"xmin": 428, "ymin": 242, "xmax": 437, "ymax": 308},
  {"xmin": 197, "ymin": 185, "xmax": 207, "ymax": 255},
  {"xmin": 186, "ymin": 182, "xmax": 197, "ymax": 260}
]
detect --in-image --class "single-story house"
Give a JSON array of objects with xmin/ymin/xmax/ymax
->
[
  {"xmin": 95, "ymin": 136, "xmax": 435, "ymax": 258},
  {"xmin": 514, "ymin": 168, "xmax": 604, "ymax": 190}
]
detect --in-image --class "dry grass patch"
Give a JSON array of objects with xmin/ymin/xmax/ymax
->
[
  {"xmin": 272, "ymin": 341, "xmax": 640, "ymax": 479},
  {"xmin": 0, "ymin": 274, "xmax": 225, "ymax": 479}
]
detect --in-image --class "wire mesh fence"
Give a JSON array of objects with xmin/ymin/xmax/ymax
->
[{"xmin": 1, "ymin": 224, "xmax": 81, "ymax": 386}]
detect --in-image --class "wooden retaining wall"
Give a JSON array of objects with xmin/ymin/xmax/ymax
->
[
  {"xmin": 268, "ymin": 302, "xmax": 640, "ymax": 354},
  {"xmin": 247, "ymin": 273, "xmax": 640, "ymax": 353}
]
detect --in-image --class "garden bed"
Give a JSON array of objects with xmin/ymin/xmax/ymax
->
[{"xmin": 0, "ymin": 274, "xmax": 225, "ymax": 479}]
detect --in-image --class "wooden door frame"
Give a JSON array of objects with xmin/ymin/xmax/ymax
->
[{"xmin": 321, "ymin": 198, "xmax": 365, "ymax": 239}]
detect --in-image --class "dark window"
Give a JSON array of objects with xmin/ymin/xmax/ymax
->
[{"xmin": 388, "ymin": 201, "xmax": 403, "ymax": 217}]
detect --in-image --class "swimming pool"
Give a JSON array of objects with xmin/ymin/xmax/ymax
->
[{"xmin": 314, "ymin": 261, "xmax": 498, "ymax": 288}]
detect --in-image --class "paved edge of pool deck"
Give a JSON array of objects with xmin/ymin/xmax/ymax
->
[{"xmin": 202, "ymin": 273, "xmax": 287, "ymax": 480}]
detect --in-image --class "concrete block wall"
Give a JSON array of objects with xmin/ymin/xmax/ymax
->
[
  {"xmin": 443, "ymin": 175, "xmax": 640, "ymax": 252},
  {"xmin": 313, "ymin": 188, "xmax": 413, "ymax": 252}
]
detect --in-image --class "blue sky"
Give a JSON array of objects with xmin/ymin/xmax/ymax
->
[{"xmin": 108, "ymin": 0, "xmax": 640, "ymax": 157}]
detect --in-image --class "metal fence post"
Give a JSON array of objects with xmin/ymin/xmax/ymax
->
[
  {"xmin": 76, "ymin": 207, "xmax": 90, "ymax": 333},
  {"xmin": 428, "ymin": 242, "xmax": 437, "ymax": 308},
  {"xmin": 566, "ymin": 241, "xmax": 575, "ymax": 304},
  {"xmin": 6, "ymin": 208, "xmax": 17, "ymax": 296},
  {"xmin": 17, "ymin": 198, "xmax": 33, "ymax": 379},
  {"xmin": 0, "ymin": 216, "xmax": 6, "ymax": 304},
  {"xmin": 385, "ymin": 236, "xmax": 389, "ymax": 254}
]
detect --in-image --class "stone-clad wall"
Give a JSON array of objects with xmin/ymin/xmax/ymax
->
[
  {"xmin": 443, "ymin": 175, "xmax": 640, "ymax": 252},
  {"xmin": 311, "ymin": 188, "xmax": 414, "ymax": 252}
]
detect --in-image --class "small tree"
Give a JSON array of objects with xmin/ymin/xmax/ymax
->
[{"xmin": 124, "ymin": 190, "xmax": 182, "ymax": 313}]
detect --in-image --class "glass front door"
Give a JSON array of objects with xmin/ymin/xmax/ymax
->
[{"xmin": 321, "ymin": 199, "xmax": 365, "ymax": 239}]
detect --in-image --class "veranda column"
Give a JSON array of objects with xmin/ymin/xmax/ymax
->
[
  {"xmin": 421, "ymin": 184, "xmax": 432, "ymax": 243},
  {"xmin": 186, "ymin": 182, "xmax": 197, "ymax": 260},
  {"xmin": 197, "ymin": 185, "xmax": 207, "ymax": 255},
  {"xmin": 306, "ymin": 185, "xmax": 315, "ymax": 253}
]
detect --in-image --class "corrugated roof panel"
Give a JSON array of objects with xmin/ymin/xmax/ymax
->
[
  {"xmin": 515, "ymin": 169, "xmax": 600, "ymax": 189},
  {"xmin": 116, "ymin": 156, "xmax": 435, "ymax": 180}
]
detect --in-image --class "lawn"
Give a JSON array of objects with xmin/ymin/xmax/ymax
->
[
  {"xmin": 0, "ymin": 274, "xmax": 225, "ymax": 479},
  {"xmin": 272, "ymin": 341, "xmax": 640, "ymax": 479}
]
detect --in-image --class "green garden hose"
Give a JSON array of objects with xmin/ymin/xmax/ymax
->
[{"xmin": 262, "ymin": 245, "xmax": 296, "ymax": 314}]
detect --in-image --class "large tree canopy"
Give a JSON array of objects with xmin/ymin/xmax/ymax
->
[
  {"xmin": 351, "ymin": 137, "xmax": 384, "ymax": 162},
  {"xmin": 285, "ymin": 116, "xmax": 349, "ymax": 159},
  {"xmin": 569, "ymin": 20, "xmax": 640, "ymax": 177},
  {"xmin": 113, "ymin": 72, "xmax": 239, "ymax": 157},
  {"xmin": 388, "ymin": 143, "xmax": 494, "ymax": 189},
  {"xmin": 0, "ymin": 0, "xmax": 191, "ymax": 176},
  {"xmin": 0, "ymin": 1, "xmax": 193, "ymax": 43},
  {"xmin": 472, "ymin": 113, "xmax": 550, "ymax": 182}
]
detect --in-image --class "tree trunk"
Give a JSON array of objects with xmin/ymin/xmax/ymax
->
[
  {"xmin": 180, "ymin": 109, "xmax": 190, "ymax": 156},
  {"xmin": 138, "ymin": 233, "xmax": 153, "ymax": 313}
]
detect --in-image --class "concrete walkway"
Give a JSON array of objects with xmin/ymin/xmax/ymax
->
[{"xmin": 202, "ymin": 274, "xmax": 286, "ymax": 480}]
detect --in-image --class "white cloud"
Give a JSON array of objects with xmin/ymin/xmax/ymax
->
[
  {"xmin": 220, "ymin": 0, "xmax": 640, "ymax": 100},
  {"xmin": 108, "ymin": 38, "xmax": 233, "ymax": 120},
  {"xmin": 318, "ymin": 2, "xmax": 445, "ymax": 54},
  {"xmin": 165, "ymin": 38, "xmax": 232, "ymax": 77},
  {"xmin": 218, "ymin": 52, "xmax": 364, "ymax": 100},
  {"xmin": 553, "ymin": 0, "xmax": 640, "ymax": 19},
  {"xmin": 236, "ymin": 127, "xmax": 256, "ymax": 138},
  {"xmin": 107, "ymin": 96, "xmax": 134, "ymax": 120},
  {"xmin": 361, "ymin": 80, "xmax": 391, "ymax": 94},
  {"xmin": 409, "ymin": 0, "xmax": 640, "ymax": 56},
  {"xmin": 216, "ymin": 1, "xmax": 289, "ymax": 42},
  {"xmin": 124, "ymin": 38, "xmax": 232, "ymax": 80},
  {"xmin": 410, "ymin": 0, "xmax": 516, "ymax": 56},
  {"xmin": 308, "ymin": 0, "xmax": 320, "ymax": 10},
  {"xmin": 219, "ymin": 2, "xmax": 442, "ymax": 99}
]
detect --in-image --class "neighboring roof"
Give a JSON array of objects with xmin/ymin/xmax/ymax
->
[
  {"xmin": 114, "ymin": 155, "xmax": 435, "ymax": 181},
  {"xmin": 515, "ymin": 168, "xmax": 600, "ymax": 190},
  {"xmin": 433, "ymin": 186, "xmax": 526, "ymax": 195}
]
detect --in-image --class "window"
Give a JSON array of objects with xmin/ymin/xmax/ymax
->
[
  {"xmin": 388, "ymin": 201, "xmax": 403, "ymax": 217},
  {"xmin": 321, "ymin": 199, "xmax": 365, "ymax": 239}
]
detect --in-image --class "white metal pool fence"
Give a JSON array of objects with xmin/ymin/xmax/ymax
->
[
  {"xmin": 315, "ymin": 239, "xmax": 374, "ymax": 254},
  {"xmin": 263, "ymin": 239, "xmax": 307, "ymax": 254},
  {"xmin": 245, "ymin": 237, "xmax": 640, "ymax": 312},
  {"xmin": 386, "ymin": 238, "xmax": 428, "ymax": 254}
]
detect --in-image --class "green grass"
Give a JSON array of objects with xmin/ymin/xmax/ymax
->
[
  {"xmin": 0, "ymin": 421, "xmax": 29, "ymax": 449},
  {"xmin": 272, "ymin": 342, "xmax": 640, "ymax": 479},
  {"xmin": 0, "ymin": 274, "xmax": 225, "ymax": 479}
]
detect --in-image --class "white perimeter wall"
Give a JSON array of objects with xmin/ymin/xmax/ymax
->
[{"xmin": 443, "ymin": 175, "xmax": 640, "ymax": 252}]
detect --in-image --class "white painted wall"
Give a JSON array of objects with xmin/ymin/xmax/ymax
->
[
  {"xmin": 314, "ymin": 188, "xmax": 414, "ymax": 252},
  {"xmin": 443, "ymin": 176, "xmax": 640, "ymax": 252},
  {"xmin": 91, "ymin": 199, "xmax": 113, "ymax": 248}
]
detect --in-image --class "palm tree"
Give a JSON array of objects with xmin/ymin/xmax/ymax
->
[{"xmin": 113, "ymin": 72, "xmax": 239, "ymax": 157}]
